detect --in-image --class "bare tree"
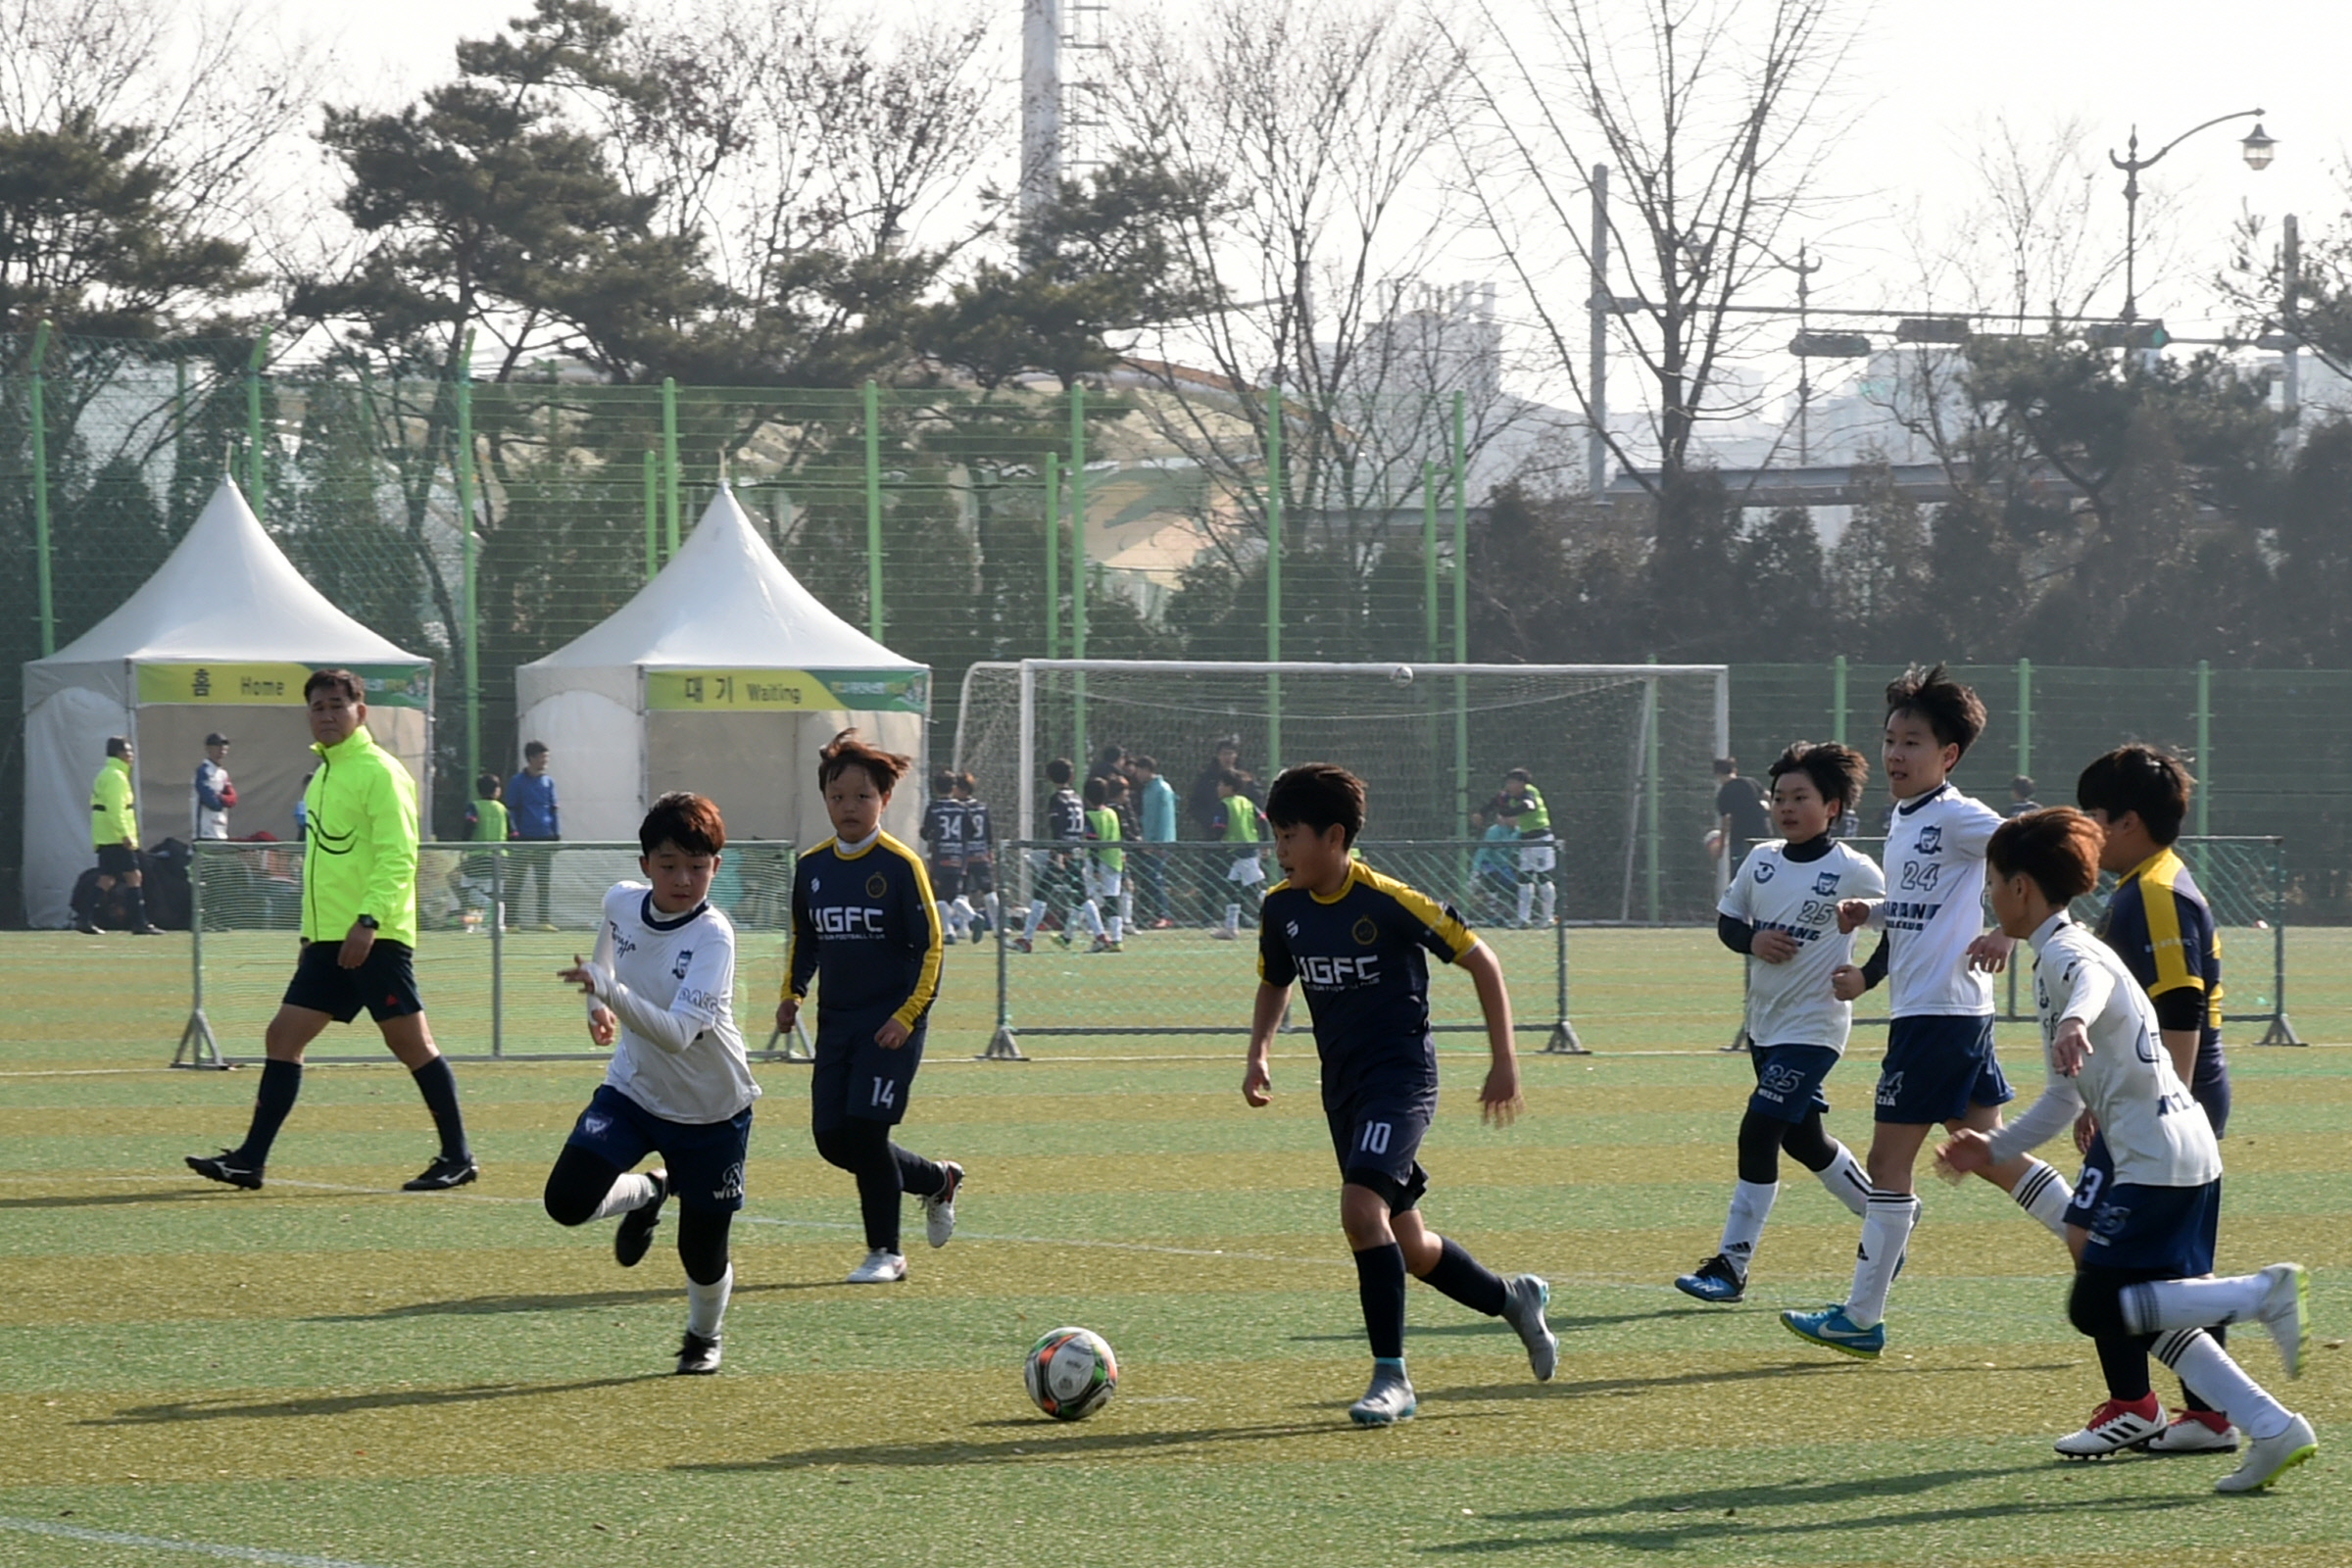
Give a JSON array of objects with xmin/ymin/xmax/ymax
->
[{"xmin": 1442, "ymin": 0, "xmax": 1860, "ymax": 497}]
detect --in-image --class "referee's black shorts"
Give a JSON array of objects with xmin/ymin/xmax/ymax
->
[
  {"xmin": 282, "ymin": 938, "xmax": 425, "ymax": 1023},
  {"xmin": 95, "ymin": 843, "xmax": 139, "ymax": 877}
]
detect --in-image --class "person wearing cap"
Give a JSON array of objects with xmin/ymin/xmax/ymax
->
[{"xmin": 194, "ymin": 732, "xmax": 237, "ymax": 840}]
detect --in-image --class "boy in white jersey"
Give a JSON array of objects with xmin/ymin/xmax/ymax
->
[
  {"xmin": 1785, "ymin": 664, "xmax": 2075, "ymax": 1359},
  {"xmin": 545, "ymin": 793, "xmax": 758, "ymax": 1376},
  {"xmin": 1676, "ymin": 742, "xmax": 1883, "ymax": 1303},
  {"xmin": 1938, "ymin": 809, "xmax": 2314, "ymax": 1493}
]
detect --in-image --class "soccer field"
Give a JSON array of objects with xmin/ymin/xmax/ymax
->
[{"xmin": 3, "ymin": 929, "xmax": 2346, "ymax": 1568}]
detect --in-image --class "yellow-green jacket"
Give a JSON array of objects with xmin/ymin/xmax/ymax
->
[
  {"xmin": 302, "ymin": 725, "xmax": 420, "ymax": 947},
  {"xmin": 90, "ymin": 757, "xmax": 136, "ymax": 848}
]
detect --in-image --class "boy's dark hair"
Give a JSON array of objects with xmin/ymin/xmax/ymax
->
[
  {"xmin": 1713, "ymin": 757, "xmax": 1738, "ymax": 776},
  {"xmin": 105, "ymin": 735, "xmax": 131, "ymax": 759},
  {"xmin": 1131, "ymin": 755, "xmax": 1158, "ymax": 773},
  {"xmin": 1768, "ymin": 741, "xmax": 1869, "ymax": 813},
  {"xmin": 1504, "ymin": 766, "xmax": 1534, "ymax": 784},
  {"xmin": 1082, "ymin": 776, "xmax": 1108, "ymax": 808},
  {"xmin": 933, "ymin": 766, "xmax": 957, "ymax": 795},
  {"xmin": 640, "ymin": 791, "xmax": 726, "ymax": 857},
  {"xmin": 2076, "ymin": 745, "xmax": 2193, "ymax": 846},
  {"xmin": 1986, "ymin": 807, "xmax": 2101, "ymax": 904},
  {"xmin": 1885, "ymin": 662, "xmax": 1986, "ymax": 756},
  {"xmin": 1217, "ymin": 767, "xmax": 1250, "ymax": 791},
  {"xmin": 2011, "ymin": 775, "xmax": 2036, "ymax": 798},
  {"xmin": 474, "ymin": 771, "xmax": 501, "ymax": 797},
  {"xmin": 955, "ymin": 770, "xmax": 977, "ymax": 794},
  {"xmin": 1266, "ymin": 762, "xmax": 1368, "ymax": 846},
  {"xmin": 305, "ymin": 668, "xmax": 365, "ymax": 703},
  {"xmin": 523, "ymin": 739, "xmax": 549, "ymax": 760},
  {"xmin": 1046, "ymin": 757, "xmax": 1073, "ymax": 786},
  {"xmin": 817, "ymin": 728, "xmax": 911, "ymax": 793}
]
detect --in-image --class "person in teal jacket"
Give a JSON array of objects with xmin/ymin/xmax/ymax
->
[{"xmin": 186, "ymin": 668, "xmax": 477, "ymax": 1194}]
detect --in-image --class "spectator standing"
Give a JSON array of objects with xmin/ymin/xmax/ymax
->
[
  {"xmin": 1131, "ymin": 755, "xmax": 1178, "ymax": 929},
  {"xmin": 450, "ymin": 771, "xmax": 509, "ymax": 930},
  {"xmin": 2005, "ymin": 775, "xmax": 2041, "ymax": 818},
  {"xmin": 508, "ymin": 740, "xmax": 562, "ymax": 930},
  {"xmin": 193, "ymin": 732, "xmax": 236, "ymax": 840},
  {"xmin": 1712, "ymin": 757, "xmax": 1772, "ymax": 874},
  {"xmin": 81, "ymin": 736, "xmax": 162, "ymax": 935}
]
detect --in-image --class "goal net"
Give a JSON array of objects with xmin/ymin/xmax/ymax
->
[{"xmin": 954, "ymin": 661, "xmax": 1729, "ymax": 925}]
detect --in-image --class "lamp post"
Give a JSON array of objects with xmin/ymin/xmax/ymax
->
[{"xmin": 2111, "ymin": 110, "xmax": 2275, "ymax": 323}]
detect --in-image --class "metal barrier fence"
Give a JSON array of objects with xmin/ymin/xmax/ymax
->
[
  {"xmin": 1723, "ymin": 834, "xmax": 2297, "ymax": 1051},
  {"xmin": 977, "ymin": 839, "xmax": 1585, "ymax": 1059},
  {"xmin": 174, "ymin": 839, "xmax": 804, "ymax": 1067}
]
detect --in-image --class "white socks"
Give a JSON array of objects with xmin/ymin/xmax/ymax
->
[
  {"xmin": 1516, "ymin": 883, "xmax": 1534, "ymax": 924},
  {"xmin": 2009, "ymin": 1157, "xmax": 2075, "ymax": 1240},
  {"xmin": 1848, "ymin": 1191, "xmax": 1920, "ymax": 1328},
  {"xmin": 1816, "ymin": 1143, "xmax": 1871, "ymax": 1216},
  {"xmin": 1224, "ymin": 903, "xmax": 1242, "ymax": 932},
  {"xmin": 590, "ymin": 1171, "xmax": 662, "ymax": 1222},
  {"xmin": 687, "ymin": 1264, "xmax": 733, "ymax": 1339},
  {"xmin": 1023, "ymin": 901, "xmax": 1047, "ymax": 938},
  {"xmin": 2122, "ymin": 1273, "xmax": 2274, "ymax": 1336},
  {"xmin": 2154, "ymin": 1328, "xmax": 2293, "ymax": 1441},
  {"xmin": 1105, "ymin": 912, "xmax": 1124, "ymax": 943},
  {"xmin": 1077, "ymin": 900, "xmax": 1104, "ymax": 937},
  {"xmin": 1718, "ymin": 1180, "xmax": 1778, "ymax": 1279}
]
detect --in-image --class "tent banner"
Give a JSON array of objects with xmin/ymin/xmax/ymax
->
[
  {"xmin": 135, "ymin": 662, "xmax": 434, "ymax": 709},
  {"xmin": 643, "ymin": 667, "xmax": 928, "ymax": 714}
]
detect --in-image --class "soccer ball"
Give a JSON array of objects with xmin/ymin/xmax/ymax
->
[
  {"xmin": 1389, "ymin": 664, "xmax": 1415, "ymax": 687},
  {"xmin": 1024, "ymin": 1326, "xmax": 1119, "ymax": 1421}
]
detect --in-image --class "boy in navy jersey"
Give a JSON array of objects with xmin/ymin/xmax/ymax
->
[
  {"xmin": 1015, "ymin": 758, "xmax": 1103, "ymax": 952},
  {"xmin": 547, "ymin": 793, "xmax": 755, "ymax": 1374},
  {"xmin": 1785, "ymin": 664, "xmax": 2075, "ymax": 1359},
  {"xmin": 1938, "ymin": 809, "xmax": 2312, "ymax": 1492},
  {"xmin": 1245, "ymin": 763, "xmax": 1555, "ymax": 1426},
  {"xmin": 919, "ymin": 767, "xmax": 971, "ymax": 943},
  {"xmin": 1676, "ymin": 742, "xmax": 1882, "ymax": 1303},
  {"xmin": 956, "ymin": 771, "xmax": 997, "ymax": 941},
  {"xmin": 776, "ymin": 731, "xmax": 962, "ymax": 1285},
  {"xmin": 2077, "ymin": 744, "xmax": 2240, "ymax": 1451}
]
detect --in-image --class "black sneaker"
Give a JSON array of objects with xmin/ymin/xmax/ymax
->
[
  {"xmin": 131, "ymin": 924, "xmax": 166, "ymax": 936},
  {"xmin": 1673, "ymin": 1253, "xmax": 1746, "ymax": 1303},
  {"xmin": 402, "ymin": 1152, "xmax": 479, "ymax": 1192},
  {"xmin": 186, "ymin": 1150, "xmax": 263, "ymax": 1190},
  {"xmin": 74, "ymin": 920, "xmax": 103, "ymax": 936},
  {"xmin": 675, "ymin": 1331, "xmax": 722, "ymax": 1375},
  {"xmin": 615, "ymin": 1169, "xmax": 668, "ymax": 1268}
]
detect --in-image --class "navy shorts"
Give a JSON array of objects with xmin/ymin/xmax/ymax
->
[
  {"xmin": 929, "ymin": 864, "xmax": 964, "ymax": 902},
  {"xmin": 1748, "ymin": 1043, "xmax": 1839, "ymax": 1123},
  {"xmin": 282, "ymin": 938, "xmax": 424, "ymax": 1024},
  {"xmin": 564, "ymin": 1084, "xmax": 751, "ymax": 1213},
  {"xmin": 811, "ymin": 1012, "xmax": 928, "ymax": 1133},
  {"xmin": 963, "ymin": 859, "xmax": 996, "ymax": 896},
  {"xmin": 1325, "ymin": 1082, "xmax": 1437, "ymax": 1214},
  {"xmin": 96, "ymin": 843, "xmax": 140, "ymax": 877},
  {"xmin": 2078, "ymin": 1174, "xmax": 2220, "ymax": 1275},
  {"xmin": 1873, "ymin": 1014, "xmax": 2012, "ymax": 1124}
]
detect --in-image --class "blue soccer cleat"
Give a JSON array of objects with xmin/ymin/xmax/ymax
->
[
  {"xmin": 1781, "ymin": 1303, "xmax": 1885, "ymax": 1359},
  {"xmin": 1674, "ymin": 1254, "xmax": 1746, "ymax": 1303}
]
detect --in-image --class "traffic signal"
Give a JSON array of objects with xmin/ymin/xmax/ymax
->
[
  {"xmin": 1895, "ymin": 317, "xmax": 1971, "ymax": 344},
  {"xmin": 2083, "ymin": 320, "xmax": 2170, "ymax": 350},
  {"xmin": 1788, "ymin": 331, "xmax": 1873, "ymax": 358}
]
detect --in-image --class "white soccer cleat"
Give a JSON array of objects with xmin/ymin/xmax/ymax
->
[
  {"xmin": 846, "ymin": 1250, "xmax": 907, "ymax": 1284},
  {"xmin": 2145, "ymin": 1411, "xmax": 2240, "ymax": 1453},
  {"xmin": 2215, "ymin": 1412, "xmax": 2317, "ymax": 1493},
  {"xmin": 1348, "ymin": 1366, "xmax": 1416, "ymax": 1426},
  {"xmin": 2054, "ymin": 1395, "xmax": 2166, "ymax": 1457},
  {"xmin": 1501, "ymin": 1274, "xmax": 1557, "ymax": 1382},
  {"xmin": 922, "ymin": 1162, "xmax": 964, "ymax": 1250},
  {"xmin": 2256, "ymin": 1263, "xmax": 2309, "ymax": 1379}
]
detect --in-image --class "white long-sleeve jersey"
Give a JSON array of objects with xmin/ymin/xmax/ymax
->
[
  {"xmin": 1865, "ymin": 783, "xmax": 2003, "ymax": 1016},
  {"xmin": 579, "ymin": 882, "xmax": 759, "ymax": 1125},
  {"xmin": 1988, "ymin": 912, "xmax": 2220, "ymax": 1189}
]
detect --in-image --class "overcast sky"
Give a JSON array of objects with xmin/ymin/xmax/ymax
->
[{"xmin": 280, "ymin": 0, "xmax": 2345, "ymax": 363}]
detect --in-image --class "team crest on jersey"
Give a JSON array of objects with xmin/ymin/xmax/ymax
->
[
  {"xmin": 1916, "ymin": 826, "xmax": 1943, "ymax": 855},
  {"xmin": 1814, "ymin": 871, "xmax": 1841, "ymax": 896},
  {"xmin": 672, "ymin": 949, "xmax": 694, "ymax": 979},
  {"xmin": 1352, "ymin": 916, "xmax": 1380, "ymax": 945},
  {"xmin": 1753, "ymin": 860, "xmax": 1776, "ymax": 884},
  {"xmin": 1285, "ymin": 919, "xmax": 1298, "ymax": 937},
  {"xmin": 866, "ymin": 872, "xmax": 889, "ymax": 898}
]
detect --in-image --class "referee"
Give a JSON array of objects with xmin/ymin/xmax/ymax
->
[
  {"xmin": 80, "ymin": 736, "xmax": 162, "ymax": 935},
  {"xmin": 187, "ymin": 669, "xmax": 478, "ymax": 1192}
]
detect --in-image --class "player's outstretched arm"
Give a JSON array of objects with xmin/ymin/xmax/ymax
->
[
  {"xmin": 1459, "ymin": 941, "xmax": 1523, "ymax": 1126},
  {"xmin": 1243, "ymin": 981, "xmax": 1287, "ymax": 1106},
  {"xmin": 1836, "ymin": 897, "xmax": 1881, "ymax": 934}
]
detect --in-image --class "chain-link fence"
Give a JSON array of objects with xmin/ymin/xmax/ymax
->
[
  {"xmin": 176, "ymin": 839, "xmax": 804, "ymax": 1066},
  {"xmin": 976, "ymin": 839, "xmax": 1585, "ymax": 1059}
]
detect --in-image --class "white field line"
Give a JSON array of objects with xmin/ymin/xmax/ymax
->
[{"xmin": 0, "ymin": 1516, "xmax": 404, "ymax": 1568}]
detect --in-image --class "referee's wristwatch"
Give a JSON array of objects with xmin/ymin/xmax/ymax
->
[{"xmin": 356, "ymin": 914, "xmax": 380, "ymax": 931}]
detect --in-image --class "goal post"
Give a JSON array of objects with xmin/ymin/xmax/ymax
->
[{"xmin": 955, "ymin": 660, "xmax": 1732, "ymax": 924}]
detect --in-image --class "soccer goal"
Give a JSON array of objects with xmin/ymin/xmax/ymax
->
[{"xmin": 955, "ymin": 660, "xmax": 1731, "ymax": 924}]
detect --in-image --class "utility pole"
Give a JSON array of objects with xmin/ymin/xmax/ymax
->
[
  {"xmin": 1019, "ymin": 0, "xmax": 1062, "ymax": 237},
  {"xmin": 2282, "ymin": 213, "xmax": 2302, "ymax": 427},
  {"xmin": 1788, "ymin": 244, "xmax": 1823, "ymax": 465},
  {"xmin": 1587, "ymin": 163, "xmax": 1609, "ymax": 498}
]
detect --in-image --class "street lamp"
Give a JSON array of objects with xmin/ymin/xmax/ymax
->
[{"xmin": 2111, "ymin": 109, "xmax": 2275, "ymax": 323}]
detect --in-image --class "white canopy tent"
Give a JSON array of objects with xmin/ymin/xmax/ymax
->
[
  {"xmin": 515, "ymin": 486, "xmax": 929, "ymax": 851},
  {"xmin": 21, "ymin": 478, "xmax": 433, "ymax": 927}
]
